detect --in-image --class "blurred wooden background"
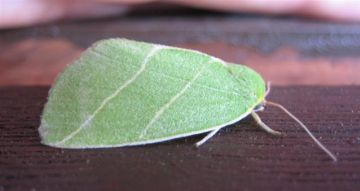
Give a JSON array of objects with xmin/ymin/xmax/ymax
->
[{"xmin": 1, "ymin": 5, "xmax": 360, "ymax": 86}]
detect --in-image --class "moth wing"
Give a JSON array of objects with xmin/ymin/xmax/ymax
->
[{"xmin": 40, "ymin": 39, "xmax": 265, "ymax": 148}]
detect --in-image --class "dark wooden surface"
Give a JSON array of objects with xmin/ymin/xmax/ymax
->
[{"xmin": 1, "ymin": 86, "xmax": 360, "ymax": 191}]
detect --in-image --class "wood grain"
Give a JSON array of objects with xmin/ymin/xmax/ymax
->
[{"xmin": 1, "ymin": 86, "xmax": 360, "ymax": 190}]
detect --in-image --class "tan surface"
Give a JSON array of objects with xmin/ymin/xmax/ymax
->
[{"xmin": 1, "ymin": 39, "xmax": 359, "ymax": 86}]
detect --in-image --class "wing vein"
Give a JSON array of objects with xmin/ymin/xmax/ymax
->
[
  {"xmin": 55, "ymin": 45, "xmax": 162, "ymax": 145},
  {"xmin": 92, "ymin": 48, "xmax": 240, "ymax": 96},
  {"xmin": 138, "ymin": 63, "xmax": 207, "ymax": 139}
]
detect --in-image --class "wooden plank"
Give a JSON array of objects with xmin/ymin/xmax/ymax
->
[
  {"xmin": 1, "ymin": 14, "xmax": 360, "ymax": 57},
  {"xmin": 1, "ymin": 86, "xmax": 360, "ymax": 191},
  {"xmin": 1, "ymin": 11, "xmax": 360, "ymax": 86},
  {"xmin": 1, "ymin": 38, "xmax": 360, "ymax": 86}
]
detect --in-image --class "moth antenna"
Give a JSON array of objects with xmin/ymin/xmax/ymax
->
[
  {"xmin": 195, "ymin": 128, "xmax": 222, "ymax": 147},
  {"xmin": 265, "ymin": 100, "xmax": 337, "ymax": 162},
  {"xmin": 251, "ymin": 111, "xmax": 282, "ymax": 136},
  {"xmin": 265, "ymin": 81, "xmax": 271, "ymax": 97}
]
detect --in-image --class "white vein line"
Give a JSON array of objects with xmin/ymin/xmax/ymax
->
[
  {"xmin": 55, "ymin": 45, "xmax": 162, "ymax": 145},
  {"xmin": 212, "ymin": 57, "xmax": 227, "ymax": 66},
  {"xmin": 149, "ymin": 71, "xmax": 241, "ymax": 96},
  {"xmin": 139, "ymin": 65, "xmax": 206, "ymax": 139},
  {"xmin": 92, "ymin": 47, "xmax": 238, "ymax": 96}
]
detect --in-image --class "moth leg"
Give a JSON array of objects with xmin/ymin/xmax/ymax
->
[
  {"xmin": 251, "ymin": 111, "xmax": 282, "ymax": 136},
  {"xmin": 253, "ymin": 104, "xmax": 265, "ymax": 112},
  {"xmin": 195, "ymin": 128, "xmax": 222, "ymax": 147}
]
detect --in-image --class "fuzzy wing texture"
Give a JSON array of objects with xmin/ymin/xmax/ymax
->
[{"xmin": 39, "ymin": 39, "xmax": 265, "ymax": 148}]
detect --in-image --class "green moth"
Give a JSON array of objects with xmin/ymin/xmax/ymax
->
[{"xmin": 39, "ymin": 38, "xmax": 336, "ymax": 161}]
